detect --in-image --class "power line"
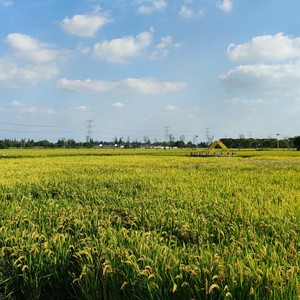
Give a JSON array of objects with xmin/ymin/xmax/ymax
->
[
  {"xmin": 0, "ymin": 121, "xmax": 202, "ymax": 136},
  {"xmin": 93, "ymin": 125, "xmax": 158, "ymax": 133},
  {"xmin": 0, "ymin": 128, "xmax": 83, "ymax": 134},
  {"xmin": 0, "ymin": 121, "xmax": 81, "ymax": 128}
]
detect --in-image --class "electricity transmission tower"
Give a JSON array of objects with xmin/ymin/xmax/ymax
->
[
  {"xmin": 164, "ymin": 126, "xmax": 170, "ymax": 143},
  {"xmin": 205, "ymin": 127, "xmax": 214, "ymax": 146},
  {"xmin": 86, "ymin": 120, "xmax": 93, "ymax": 143}
]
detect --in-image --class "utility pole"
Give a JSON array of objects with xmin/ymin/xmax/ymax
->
[
  {"xmin": 193, "ymin": 135, "xmax": 198, "ymax": 148},
  {"xmin": 205, "ymin": 127, "xmax": 210, "ymax": 146},
  {"xmin": 86, "ymin": 120, "xmax": 93, "ymax": 143}
]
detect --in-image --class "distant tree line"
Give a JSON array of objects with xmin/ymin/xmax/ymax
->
[
  {"xmin": 0, "ymin": 136, "xmax": 300, "ymax": 150},
  {"xmin": 220, "ymin": 137, "xmax": 293, "ymax": 150}
]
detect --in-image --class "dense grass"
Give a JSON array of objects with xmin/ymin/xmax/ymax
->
[{"xmin": 0, "ymin": 149, "xmax": 299, "ymax": 299}]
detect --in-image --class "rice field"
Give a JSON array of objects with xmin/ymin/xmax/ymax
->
[{"xmin": 0, "ymin": 149, "xmax": 299, "ymax": 299}]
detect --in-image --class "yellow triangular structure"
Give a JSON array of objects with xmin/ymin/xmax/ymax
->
[{"xmin": 208, "ymin": 140, "xmax": 228, "ymax": 152}]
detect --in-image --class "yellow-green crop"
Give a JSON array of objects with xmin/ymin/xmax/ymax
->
[{"xmin": 0, "ymin": 149, "xmax": 299, "ymax": 299}]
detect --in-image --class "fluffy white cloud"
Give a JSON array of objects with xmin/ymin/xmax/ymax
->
[
  {"xmin": 156, "ymin": 36, "xmax": 173, "ymax": 49},
  {"xmin": 60, "ymin": 10, "xmax": 111, "ymax": 37},
  {"xmin": 10, "ymin": 100, "xmax": 23, "ymax": 108},
  {"xmin": 58, "ymin": 78, "xmax": 117, "ymax": 92},
  {"xmin": 151, "ymin": 36, "xmax": 172, "ymax": 58},
  {"xmin": 10, "ymin": 100, "xmax": 55, "ymax": 114},
  {"xmin": 227, "ymin": 33, "xmax": 300, "ymax": 63},
  {"xmin": 0, "ymin": 0, "xmax": 13, "ymax": 7},
  {"xmin": 217, "ymin": 0, "xmax": 233, "ymax": 12},
  {"xmin": 93, "ymin": 31, "xmax": 153, "ymax": 62},
  {"xmin": 165, "ymin": 105, "xmax": 177, "ymax": 111},
  {"xmin": 221, "ymin": 33, "xmax": 300, "ymax": 97},
  {"xmin": 179, "ymin": 6, "xmax": 204, "ymax": 18},
  {"xmin": 151, "ymin": 36, "xmax": 183, "ymax": 59},
  {"xmin": 58, "ymin": 77, "xmax": 187, "ymax": 94},
  {"xmin": 112, "ymin": 102, "xmax": 125, "ymax": 109},
  {"xmin": 137, "ymin": 0, "xmax": 167, "ymax": 14},
  {"xmin": 69, "ymin": 105, "xmax": 90, "ymax": 112},
  {"xmin": 124, "ymin": 78, "xmax": 186, "ymax": 93},
  {"xmin": 6, "ymin": 33, "xmax": 65, "ymax": 64},
  {"xmin": 0, "ymin": 33, "xmax": 67, "ymax": 88},
  {"xmin": 26, "ymin": 106, "xmax": 55, "ymax": 114},
  {"xmin": 179, "ymin": 6, "xmax": 193, "ymax": 18},
  {"xmin": 224, "ymin": 98, "xmax": 269, "ymax": 105},
  {"xmin": 220, "ymin": 63, "xmax": 300, "ymax": 93},
  {"xmin": 0, "ymin": 58, "xmax": 59, "ymax": 88}
]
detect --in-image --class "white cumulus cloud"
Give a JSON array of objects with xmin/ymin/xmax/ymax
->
[
  {"xmin": 220, "ymin": 63, "xmax": 300, "ymax": 94},
  {"xmin": 0, "ymin": 33, "xmax": 68, "ymax": 88},
  {"xmin": 10, "ymin": 100, "xmax": 55, "ymax": 114},
  {"xmin": 179, "ymin": 6, "xmax": 204, "ymax": 18},
  {"xmin": 165, "ymin": 105, "xmax": 177, "ymax": 111},
  {"xmin": 93, "ymin": 31, "xmax": 153, "ymax": 63},
  {"xmin": 69, "ymin": 105, "xmax": 90, "ymax": 113},
  {"xmin": 123, "ymin": 78, "xmax": 186, "ymax": 94},
  {"xmin": 112, "ymin": 102, "xmax": 125, "ymax": 109},
  {"xmin": 151, "ymin": 36, "xmax": 172, "ymax": 58},
  {"xmin": 224, "ymin": 98, "xmax": 269, "ymax": 105},
  {"xmin": 58, "ymin": 78, "xmax": 118, "ymax": 92},
  {"xmin": 58, "ymin": 77, "xmax": 187, "ymax": 94},
  {"xmin": 6, "ymin": 33, "xmax": 66, "ymax": 64},
  {"xmin": 137, "ymin": 0, "xmax": 167, "ymax": 14},
  {"xmin": 221, "ymin": 33, "xmax": 300, "ymax": 97},
  {"xmin": 217, "ymin": 0, "xmax": 233, "ymax": 12},
  {"xmin": 0, "ymin": 58, "xmax": 59, "ymax": 88},
  {"xmin": 151, "ymin": 36, "xmax": 183, "ymax": 59},
  {"xmin": 227, "ymin": 33, "xmax": 300, "ymax": 63},
  {"xmin": 60, "ymin": 8, "xmax": 111, "ymax": 37}
]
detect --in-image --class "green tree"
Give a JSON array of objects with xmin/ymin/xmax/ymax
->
[
  {"xmin": 174, "ymin": 140, "xmax": 185, "ymax": 148},
  {"xmin": 293, "ymin": 136, "xmax": 300, "ymax": 150}
]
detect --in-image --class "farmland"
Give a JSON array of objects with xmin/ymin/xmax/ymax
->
[{"xmin": 0, "ymin": 149, "xmax": 300, "ymax": 299}]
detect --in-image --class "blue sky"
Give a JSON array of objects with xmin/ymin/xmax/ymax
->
[{"xmin": 1, "ymin": 0, "xmax": 300, "ymax": 143}]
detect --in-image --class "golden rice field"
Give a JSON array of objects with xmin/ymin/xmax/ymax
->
[{"xmin": 0, "ymin": 148, "xmax": 299, "ymax": 299}]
